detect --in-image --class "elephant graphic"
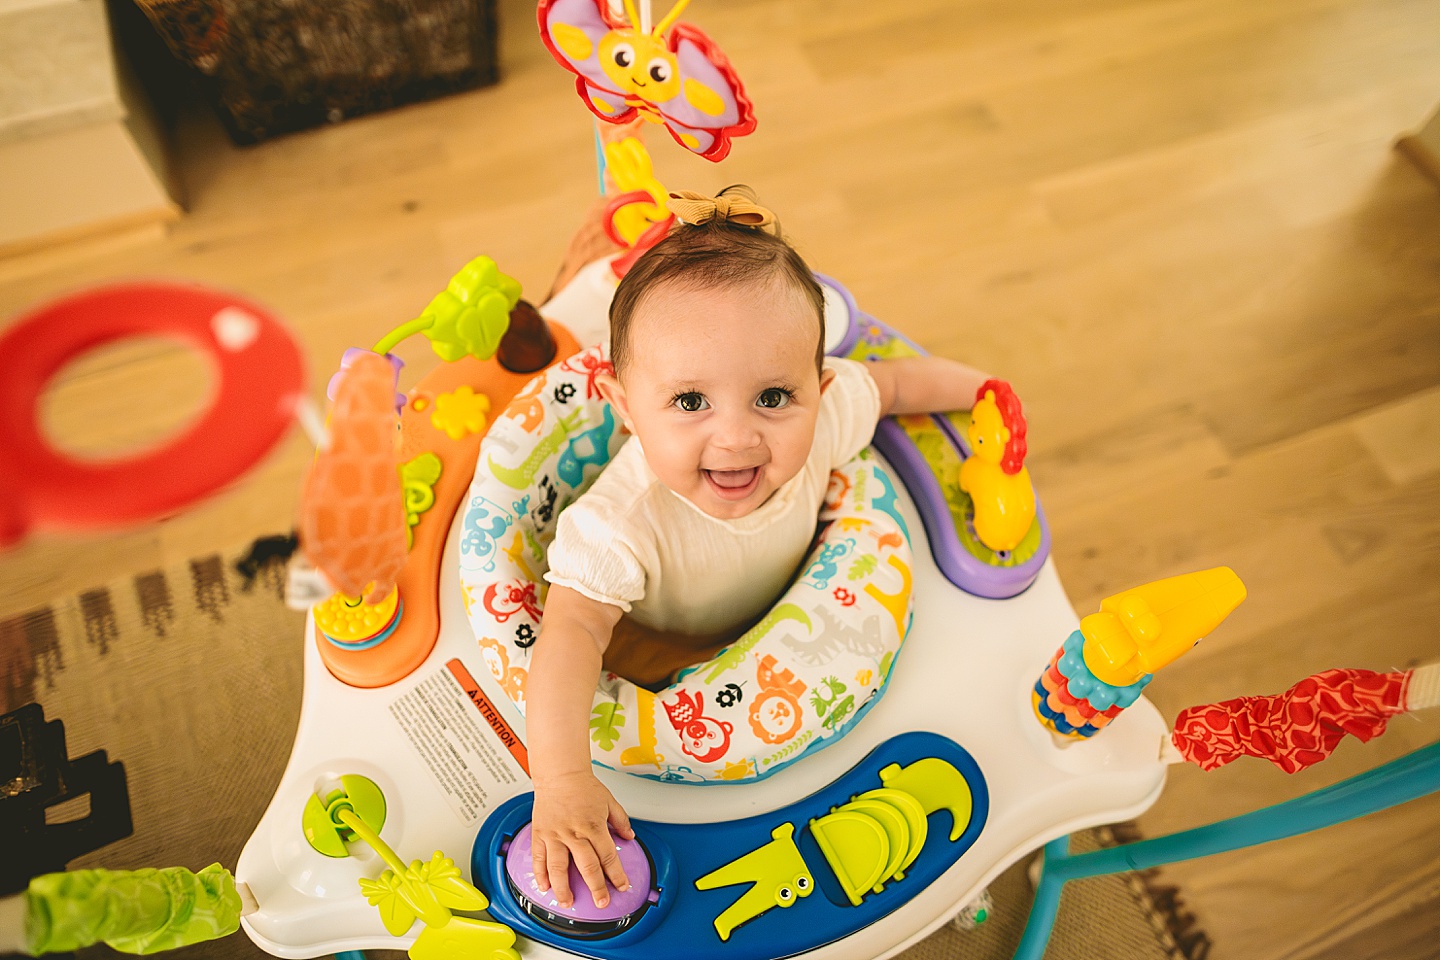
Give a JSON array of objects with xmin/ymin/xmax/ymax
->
[{"xmin": 461, "ymin": 497, "xmax": 514, "ymax": 572}]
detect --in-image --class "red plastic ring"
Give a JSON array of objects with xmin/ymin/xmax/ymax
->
[
  {"xmin": 601, "ymin": 189, "xmax": 663, "ymax": 248},
  {"xmin": 0, "ymin": 281, "xmax": 305, "ymax": 547}
]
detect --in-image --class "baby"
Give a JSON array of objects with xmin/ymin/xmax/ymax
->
[{"xmin": 526, "ymin": 187, "xmax": 993, "ymax": 909}]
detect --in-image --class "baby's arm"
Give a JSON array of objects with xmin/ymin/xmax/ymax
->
[
  {"xmin": 866, "ymin": 356, "xmax": 993, "ymax": 417},
  {"xmin": 527, "ymin": 585, "xmax": 634, "ymax": 908}
]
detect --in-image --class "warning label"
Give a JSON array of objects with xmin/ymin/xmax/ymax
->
[
  {"xmin": 445, "ymin": 659, "xmax": 530, "ymax": 775},
  {"xmin": 390, "ymin": 663, "xmax": 525, "ymax": 824}
]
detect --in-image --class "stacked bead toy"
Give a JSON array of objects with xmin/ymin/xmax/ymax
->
[
  {"xmin": 313, "ymin": 588, "xmax": 403, "ymax": 651},
  {"xmin": 1033, "ymin": 567, "xmax": 1247, "ymax": 740},
  {"xmin": 1033, "ymin": 632, "xmax": 1151, "ymax": 738}
]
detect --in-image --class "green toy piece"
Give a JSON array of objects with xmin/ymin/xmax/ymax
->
[
  {"xmin": 325, "ymin": 797, "xmax": 519, "ymax": 960},
  {"xmin": 835, "ymin": 798, "xmax": 910, "ymax": 891},
  {"xmin": 373, "ymin": 256, "xmax": 521, "ymax": 362},
  {"xmin": 808, "ymin": 810, "xmax": 890, "ymax": 907},
  {"xmin": 951, "ymin": 888, "xmax": 994, "ymax": 930},
  {"xmin": 401, "ymin": 452, "xmax": 444, "ymax": 548},
  {"xmin": 854, "ymin": 788, "xmax": 928, "ymax": 877},
  {"xmin": 407, "ymin": 915, "xmax": 520, "ymax": 960},
  {"xmin": 879, "ymin": 757, "xmax": 973, "ymax": 841},
  {"xmin": 694, "ymin": 823, "xmax": 815, "ymax": 942},
  {"xmin": 23, "ymin": 864, "xmax": 242, "ymax": 955},
  {"xmin": 302, "ymin": 773, "xmax": 387, "ymax": 858},
  {"xmin": 356, "ymin": 848, "xmax": 490, "ymax": 935}
]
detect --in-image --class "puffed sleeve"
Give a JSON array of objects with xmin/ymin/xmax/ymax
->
[
  {"xmin": 819, "ymin": 357, "xmax": 883, "ymax": 466},
  {"xmin": 544, "ymin": 498, "xmax": 647, "ymax": 612}
]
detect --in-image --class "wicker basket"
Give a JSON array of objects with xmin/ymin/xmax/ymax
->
[{"xmin": 133, "ymin": 0, "xmax": 499, "ymax": 144}]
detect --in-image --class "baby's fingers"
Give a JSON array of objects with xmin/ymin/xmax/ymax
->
[
  {"xmin": 595, "ymin": 827, "xmax": 631, "ymax": 894},
  {"xmin": 532, "ymin": 835, "xmax": 553, "ymax": 893},
  {"xmin": 545, "ymin": 841, "xmax": 575, "ymax": 908},
  {"xmin": 570, "ymin": 838, "xmax": 614, "ymax": 909},
  {"xmin": 608, "ymin": 798, "xmax": 635, "ymax": 841}
]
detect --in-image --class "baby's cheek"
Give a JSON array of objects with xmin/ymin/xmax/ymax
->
[{"xmin": 774, "ymin": 424, "xmax": 820, "ymax": 478}]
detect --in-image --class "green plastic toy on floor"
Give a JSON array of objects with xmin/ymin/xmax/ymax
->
[{"xmin": 0, "ymin": 864, "xmax": 249, "ymax": 955}]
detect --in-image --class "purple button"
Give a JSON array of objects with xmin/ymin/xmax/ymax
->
[{"xmin": 504, "ymin": 822, "xmax": 657, "ymax": 936}]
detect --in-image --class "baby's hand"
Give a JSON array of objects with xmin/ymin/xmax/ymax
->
[{"xmin": 531, "ymin": 770, "xmax": 635, "ymax": 909}]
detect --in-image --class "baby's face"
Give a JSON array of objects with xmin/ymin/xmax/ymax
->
[{"xmin": 600, "ymin": 279, "xmax": 830, "ymax": 520}]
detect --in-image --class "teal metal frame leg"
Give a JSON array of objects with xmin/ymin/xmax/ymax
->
[{"xmin": 1012, "ymin": 739, "xmax": 1440, "ymax": 960}]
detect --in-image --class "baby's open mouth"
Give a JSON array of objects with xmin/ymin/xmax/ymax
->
[{"xmin": 704, "ymin": 467, "xmax": 760, "ymax": 500}]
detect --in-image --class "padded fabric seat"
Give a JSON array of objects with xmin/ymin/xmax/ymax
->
[{"xmin": 460, "ymin": 344, "xmax": 914, "ymax": 783}]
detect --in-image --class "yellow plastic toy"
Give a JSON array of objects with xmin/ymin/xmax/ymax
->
[
  {"xmin": 840, "ymin": 798, "xmax": 910, "ymax": 891},
  {"xmin": 603, "ymin": 137, "xmax": 670, "ymax": 245},
  {"xmin": 878, "ymin": 758, "xmax": 973, "ymax": 843},
  {"xmin": 855, "ymin": 788, "xmax": 928, "ymax": 878},
  {"xmin": 693, "ymin": 823, "xmax": 813, "ymax": 941},
  {"xmin": 312, "ymin": 589, "xmax": 400, "ymax": 645},
  {"xmin": 808, "ymin": 811, "xmax": 889, "ymax": 907},
  {"xmin": 1081, "ymin": 566, "xmax": 1248, "ymax": 687},
  {"xmin": 803, "ymin": 761, "xmax": 967, "ymax": 909},
  {"xmin": 957, "ymin": 379, "xmax": 1036, "ymax": 553}
]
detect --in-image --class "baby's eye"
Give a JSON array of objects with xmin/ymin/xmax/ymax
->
[
  {"xmin": 673, "ymin": 392, "xmax": 708, "ymax": 413},
  {"xmin": 757, "ymin": 388, "xmax": 792, "ymax": 409}
]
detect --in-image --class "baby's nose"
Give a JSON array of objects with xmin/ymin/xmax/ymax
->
[{"xmin": 712, "ymin": 412, "xmax": 763, "ymax": 451}]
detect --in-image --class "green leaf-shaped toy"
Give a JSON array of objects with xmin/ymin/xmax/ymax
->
[
  {"xmin": 420, "ymin": 256, "xmax": 521, "ymax": 363},
  {"xmin": 358, "ymin": 871, "xmax": 417, "ymax": 937},
  {"xmin": 412, "ymin": 852, "xmax": 489, "ymax": 912}
]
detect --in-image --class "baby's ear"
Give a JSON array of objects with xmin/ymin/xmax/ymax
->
[
  {"xmin": 596, "ymin": 373, "xmax": 634, "ymax": 428},
  {"xmin": 818, "ymin": 366, "xmax": 837, "ymax": 395}
]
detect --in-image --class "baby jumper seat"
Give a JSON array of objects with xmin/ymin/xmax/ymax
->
[{"xmin": 459, "ymin": 343, "xmax": 914, "ymax": 783}]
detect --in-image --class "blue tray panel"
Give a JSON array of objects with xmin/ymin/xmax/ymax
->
[{"xmin": 472, "ymin": 732, "xmax": 989, "ymax": 960}]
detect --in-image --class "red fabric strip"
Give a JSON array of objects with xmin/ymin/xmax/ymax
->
[{"xmin": 1171, "ymin": 668, "xmax": 1408, "ymax": 773}]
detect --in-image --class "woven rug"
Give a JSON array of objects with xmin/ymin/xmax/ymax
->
[{"xmin": 0, "ymin": 540, "xmax": 1209, "ymax": 960}]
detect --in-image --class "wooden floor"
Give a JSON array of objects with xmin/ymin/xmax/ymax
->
[{"xmin": 2, "ymin": 0, "xmax": 1438, "ymax": 956}]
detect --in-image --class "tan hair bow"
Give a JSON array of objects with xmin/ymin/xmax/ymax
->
[{"xmin": 667, "ymin": 188, "xmax": 778, "ymax": 234}]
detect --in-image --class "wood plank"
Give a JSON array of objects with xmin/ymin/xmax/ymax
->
[{"xmin": 1351, "ymin": 385, "xmax": 1440, "ymax": 485}]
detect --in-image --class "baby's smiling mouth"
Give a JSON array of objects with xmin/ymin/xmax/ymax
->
[{"xmin": 703, "ymin": 466, "xmax": 761, "ymax": 500}]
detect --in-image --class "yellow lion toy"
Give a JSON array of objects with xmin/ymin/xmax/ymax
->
[{"xmin": 958, "ymin": 379, "xmax": 1036, "ymax": 553}]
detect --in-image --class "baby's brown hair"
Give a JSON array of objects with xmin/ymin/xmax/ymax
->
[{"xmin": 608, "ymin": 185, "xmax": 826, "ymax": 377}]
